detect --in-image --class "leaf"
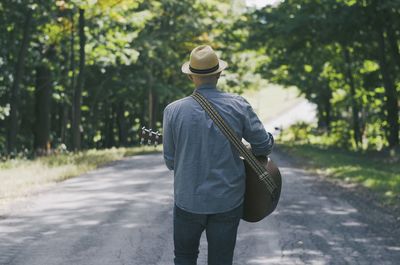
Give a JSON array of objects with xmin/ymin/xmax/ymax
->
[
  {"xmin": 360, "ymin": 60, "xmax": 379, "ymax": 74},
  {"xmin": 304, "ymin": 64, "xmax": 313, "ymax": 72}
]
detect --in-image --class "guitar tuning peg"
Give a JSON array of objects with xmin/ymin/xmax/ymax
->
[{"xmin": 140, "ymin": 127, "xmax": 145, "ymax": 145}]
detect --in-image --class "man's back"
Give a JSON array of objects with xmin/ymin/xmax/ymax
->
[
  {"xmin": 167, "ymin": 45, "xmax": 274, "ymax": 265},
  {"xmin": 163, "ymin": 84, "xmax": 274, "ymax": 214}
]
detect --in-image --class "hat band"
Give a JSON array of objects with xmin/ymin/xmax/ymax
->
[{"xmin": 189, "ymin": 63, "xmax": 219, "ymax": 74}]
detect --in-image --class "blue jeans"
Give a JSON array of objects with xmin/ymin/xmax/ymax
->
[{"xmin": 173, "ymin": 203, "xmax": 243, "ymax": 265}]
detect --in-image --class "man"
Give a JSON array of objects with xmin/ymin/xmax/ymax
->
[{"xmin": 162, "ymin": 45, "xmax": 274, "ymax": 265}]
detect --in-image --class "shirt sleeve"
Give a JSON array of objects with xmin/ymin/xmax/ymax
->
[
  {"xmin": 241, "ymin": 97, "xmax": 274, "ymax": 156},
  {"xmin": 162, "ymin": 106, "xmax": 175, "ymax": 170}
]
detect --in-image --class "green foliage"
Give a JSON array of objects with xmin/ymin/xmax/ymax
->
[
  {"xmin": 282, "ymin": 122, "xmax": 354, "ymax": 148},
  {"xmin": 1, "ymin": 0, "xmax": 398, "ymax": 156},
  {"xmin": 246, "ymin": 0, "xmax": 400, "ymax": 150},
  {"xmin": 0, "ymin": 0, "xmax": 265, "ymax": 155}
]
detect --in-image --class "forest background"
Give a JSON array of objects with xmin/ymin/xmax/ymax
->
[
  {"xmin": 1, "ymin": 0, "xmax": 399, "ymax": 156},
  {"xmin": 0, "ymin": 0, "xmax": 399, "ymax": 206}
]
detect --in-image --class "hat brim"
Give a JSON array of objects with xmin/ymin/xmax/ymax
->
[{"xmin": 181, "ymin": 59, "xmax": 228, "ymax": 76}]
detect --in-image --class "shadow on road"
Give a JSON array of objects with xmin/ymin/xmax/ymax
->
[
  {"xmin": 233, "ymin": 154, "xmax": 400, "ymax": 265},
  {"xmin": 1, "ymin": 153, "xmax": 399, "ymax": 265},
  {"xmin": 0, "ymin": 154, "xmax": 174, "ymax": 265}
]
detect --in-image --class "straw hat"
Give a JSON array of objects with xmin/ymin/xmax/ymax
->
[{"xmin": 181, "ymin": 45, "xmax": 228, "ymax": 76}]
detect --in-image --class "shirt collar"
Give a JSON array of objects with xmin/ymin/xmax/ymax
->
[{"xmin": 196, "ymin": 84, "xmax": 218, "ymax": 91}]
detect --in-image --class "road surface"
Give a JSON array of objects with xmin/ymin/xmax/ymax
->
[
  {"xmin": 264, "ymin": 100, "xmax": 317, "ymax": 132},
  {"xmin": 1, "ymin": 151, "xmax": 399, "ymax": 265}
]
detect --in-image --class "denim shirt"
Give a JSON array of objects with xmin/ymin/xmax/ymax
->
[{"xmin": 162, "ymin": 84, "xmax": 274, "ymax": 214}]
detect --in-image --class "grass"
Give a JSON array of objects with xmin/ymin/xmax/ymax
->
[
  {"xmin": 278, "ymin": 143, "xmax": 400, "ymax": 207},
  {"xmin": 0, "ymin": 146, "xmax": 161, "ymax": 210}
]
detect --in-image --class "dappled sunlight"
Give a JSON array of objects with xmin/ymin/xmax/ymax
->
[
  {"xmin": 322, "ymin": 207, "xmax": 357, "ymax": 216},
  {"xmin": 279, "ymin": 144, "xmax": 400, "ymax": 209},
  {"xmin": 0, "ymin": 153, "xmax": 175, "ymax": 264},
  {"xmin": 231, "ymin": 154, "xmax": 400, "ymax": 264},
  {"xmin": 0, "ymin": 0, "xmax": 399, "ymax": 263},
  {"xmin": 387, "ymin": 246, "xmax": 400, "ymax": 251},
  {"xmin": 340, "ymin": 221, "xmax": 368, "ymax": 227},
  {"xmin": 1, "ymin": 153, "xmax": 399, "ymax": 264},
  {"xmin": 246, "ymin": 255, "xmax": 302, "ymax": 265}
]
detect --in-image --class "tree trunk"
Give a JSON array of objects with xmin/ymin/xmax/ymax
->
[
  {"xmin": 58, "ymin": 24, "xmax": 71, "ymax": 147},
  {"xmin": 385, "ymin": 13, "xmax": 400, "ymax": 71},
  {"xmin": 7, "ymin": 8, "xmax": 33, "ymax": 155},
  {"xmin": 343, "ymin": 46, "xmax": 361, "ymax": 148},
  {"xmin": 110, "ymin": 102, "xmax": 117, "ymax": 147},
  {"xmin": 376, "ymin": 26, "xmax": 399, "ymax": 148},
  {"xmin": 68, "ymin": 10, "xmax": 76, "ymax": 148},
  {"xmin": 148, "ymin": 81, "xmax": 154, "ymax": 129},
  {"xmin": 315, "ymin": 81, "xmax": 332, "ymax": 133},
  {"xmin": 60, "ymin": 104, "xmax": 68, "ymax": 145},
  {"xmin": 104, "ymin": 101, "xmax": 116, "ymax": 148},
  {"xmin": 72, "ymin": 9, "xmax": 85, "ymax": 151},
  {"xmin": 34, "ymin": 64, "xmax": 52, "ymax": 155},
  {"xmin": 102, "ymin": 101, "xmax": 110, "ymax": 148},
  {"xmin": 116, "ymin": 101, "xmax": 128, "ymax": 146},
  {"xmin": 323, "ymin": 83, "xmax": 332, "ymax": 133},
  {"xmin": 153, "ymin": 92, "xmax": 159, "ymax": 130}
]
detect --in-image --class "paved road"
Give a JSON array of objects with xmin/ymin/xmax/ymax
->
[
  {"xmin": 264, "ymin": 100, "xmax": 317, "ymax": 132},
  {"xmin": 1, "ymin": 152, "xmax": 399, "ymax": 265}
]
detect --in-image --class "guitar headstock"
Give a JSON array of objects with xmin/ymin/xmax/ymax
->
[{"xmin": 140, "ymin": 126, "xmax": 163, "ymax": 147}]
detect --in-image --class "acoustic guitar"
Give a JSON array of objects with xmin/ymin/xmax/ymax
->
[{"xmin": 139, "ymin": 127, "xmax": 282, "ymax": 222}]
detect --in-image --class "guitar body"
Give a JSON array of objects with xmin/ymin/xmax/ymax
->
[{"xmin": 242, "ymin": 156, "xmax": 282, "ymax": 222}]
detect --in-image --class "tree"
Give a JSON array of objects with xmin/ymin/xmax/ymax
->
[
  {"xmin": 7, "ymin": 5, "xmax": 34, "ymax": 156},
  {"xmin": 71, "ymin": 8, "xmax": 85, "ymax": 151},
  {"xmin": 246, "ymin": 0, "xmax": 399, "ymax": 150}
]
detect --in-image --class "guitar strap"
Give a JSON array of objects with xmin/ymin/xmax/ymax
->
[{"xmin": 191, "ymin": 92, "xmax": 278, "ymax": 196}]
